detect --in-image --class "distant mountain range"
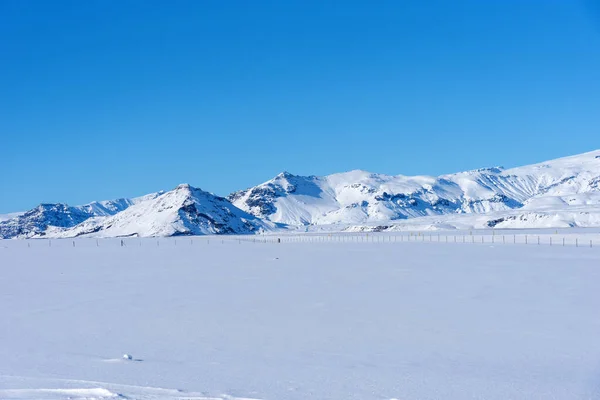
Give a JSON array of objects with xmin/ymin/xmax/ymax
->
[{"xmin": 2, "ymin": 150, "xmax": 600, "ymax": 238}]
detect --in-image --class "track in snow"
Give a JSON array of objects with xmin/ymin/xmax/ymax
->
[{"xmin": 0, "ymin": 376, "xmax": 265, "ymax": 400}]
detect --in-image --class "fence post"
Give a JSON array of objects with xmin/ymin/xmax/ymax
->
[
  {"xmin": 525, "ymin": 236, "xmax": 528, "ymax": 245},
  {"xmin": 550, "ymin": 237, "xmax": 552, "ymax": 246},
  {"xmin": 563, "ymin": 238, "xmax": 565, "ymax": 247},
  {"xmin": 576, "ymin": 238, "xmax": 578, "ymax": 247},
  {"xmin": 537, "ymin": 236, "xmax": 540, "ymax": 245},
  {"xmin": 73, "ymin": 241, "xmax": 75, "ymax": 247},
  {"xmin": 503, "ymin": 236, "xmax": 505, "ymax": 244}
]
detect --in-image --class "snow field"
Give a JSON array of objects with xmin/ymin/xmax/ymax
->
[{"xmin": 1, "ymin": 239, "xmax": 600, "ymax": 399}]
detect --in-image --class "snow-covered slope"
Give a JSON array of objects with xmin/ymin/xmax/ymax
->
[
  {"xmin": 0, "ymin": 193, "xmax": 161, "ymax": 239},
  {"xmin": 0, "ymin": 204, "xmax": 92, "ymax": 239},
  {"xmin": 50, "ymin": 184, "xmax": 272, "ymax": 238},
  {"xmin": 229, "ymin": 150, "xmax": 600, "ymax": 227},
  {"xmin": 0, "ymin": 212, "xmax": 23, "ymax": 222},
  {"xmin": 76, "ymin": 192, "xmax": 162, "ymax": 217}
]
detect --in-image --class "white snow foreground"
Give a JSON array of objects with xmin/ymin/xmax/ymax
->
[{"xmin": 1, "ymin": 239, "xmax": 600, "ymax": 399}]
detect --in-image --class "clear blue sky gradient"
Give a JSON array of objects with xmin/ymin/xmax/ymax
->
[{"xmin": 1, "ymin": 0, "xmax": 600, "ymax": 212}]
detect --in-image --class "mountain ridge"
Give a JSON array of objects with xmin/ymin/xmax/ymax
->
[
  {"xmin": 47, "ymin": 184, "xmax": 273, "ymax": 238},
  {"xmin": 2, "ymin": 150, "xmax": 600, "ymax": 238},
  {"xmin": 229, "ymin": 149, "xmax": 600, "ymax": 227}
]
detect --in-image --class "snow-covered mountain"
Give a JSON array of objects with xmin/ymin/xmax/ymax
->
[
  {"xmin": 0, "ymin": 193, "xmax": 162, "ymax": 239},
  {"xmin": 229, "ymin": 150, "xmax": 600, "ymax": 227},
  {"xmin": 1, "ymin": 150, "xmax": 600, "ymax": 238},
  {"xmin": 47, "ymin": 184, "xmax": 272, "ymax": 238}
]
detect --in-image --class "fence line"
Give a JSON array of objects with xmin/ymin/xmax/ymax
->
[{"xmin": 1, "ymin": 232, "xmax": 597, "ymax": 249}]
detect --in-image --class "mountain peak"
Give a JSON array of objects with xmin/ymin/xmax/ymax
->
[
  {"xmin": 275, "ymin": 171, "xmax": 294, "ymax": 179},
  {"xmin": 175, "ymin": 183, "xmax": 193, "ymax": 191},
  {"xmin": 54, "ymin": 182, "xmax": 271, "ymax": 238}
]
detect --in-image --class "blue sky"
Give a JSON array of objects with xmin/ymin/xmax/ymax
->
[{"xmin": 1, "ymin": 0, "xmax": 599, "ymax": 213}]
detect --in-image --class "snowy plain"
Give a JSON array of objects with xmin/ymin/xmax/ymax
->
[{"xmin": 1, "ymin": 235, "xmax": 600, "ymax": 400}]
